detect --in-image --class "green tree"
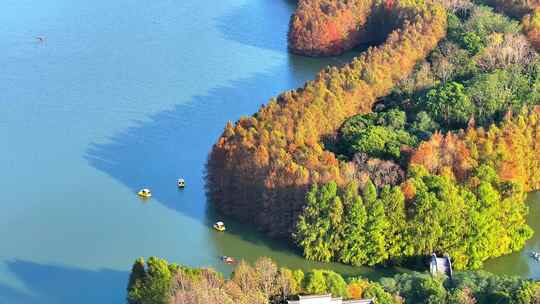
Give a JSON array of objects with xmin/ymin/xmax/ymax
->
[
  {"xmin": 423, "ymin": 82, "xmax": 474, "ymax": 128},
  {"xmin": 327, "ymin": 195, "xmax": 344, "ymax": 254},
  {"xmin": 392, "ymin": 272, "xmax": 447, "ymax": 304},
  {"xmin": 411, "ymin": 111, "xmax": 439, "ymax": 139},
  {"xmin": 380, "ymin": 186, "xmax": 407, "ymax": 258},
  {"xmin": 363, "ymin": 198, "xmax": 390, "ymax": 266},
  {"xmin": 293, "ymin": 269, "xmax": 305, "ymax": 293},
  {"xmin": 363, "ymin": 283, "xmax": 400, "ymax": 304},
  {"xmin": 362, "ymin": 179, "xmax": 378, "ymax": 205},
  {"xmin": 127, "ymin": 257, "xmax": 174, "ymax": 304},
  {"xmin": 294, "ymin": 183, "xmax": 336, "ymax": 262},
  {"xmin": 324, "ymin": 270, "xmax": 349, "ymax": 298},
  {"xmin": 461, "ymin": 31, "xmax": 484, "ymax": 54},
  {"xmin": 305, "ymin": 270, "xmax": 327, "ymax": 295},
  {"xmin": 127, "ymin": 258, "xmax": 146, "ymax": 304},
  {"xmin": 339, "ymin": 182, "xmax": 368, "ymax": 266},
  {"xmin": 143, "ymin": 257, "xmax": 174, "ymax": 304}
]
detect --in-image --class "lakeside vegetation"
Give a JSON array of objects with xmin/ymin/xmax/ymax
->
[
  {"xmin": 124, "ymin": 2, "xmax": 540, "ymax": 303},
  {"xmin": 207, "ymin": 0, "xmax": 540, "ymax": 270},
  {"xmin": 295, "ymin": 4, "xmax": 540, "ymax": 269},
  {"xmin": 126, "ymin": 256, "xmax": 540, "ymax": 304}
]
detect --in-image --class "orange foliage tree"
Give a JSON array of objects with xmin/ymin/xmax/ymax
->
[
  {"xmin": 409, "ymin": 108, "xmax": 540, "ymax": 191},
  {"xmin": 523, "ymin": 9, "xmax": 540, "ymax": 50},
  {"xmin": 288, "ymin": 0, "xmax": 374, "ymax": 56},
  {"xmin": 410, "ymin": 131, "xmax": 473, "ymax": 181}
]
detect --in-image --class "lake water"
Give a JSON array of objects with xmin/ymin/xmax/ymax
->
[{"xmin": 0, "ymin": 0, "xmax": 538, "ymax": 303}]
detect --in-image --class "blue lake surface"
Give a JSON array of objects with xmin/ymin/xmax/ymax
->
[{"xmin": 1, "ymin": 0, "xmax": 539, "ymax": 303}]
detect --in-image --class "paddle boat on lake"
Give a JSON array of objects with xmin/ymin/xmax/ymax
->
[
  {"xmin": 137, "ymin": 188, "xmax": 152, "ymax": 198},
  {"xmin": 213, "ymin": 221, "xmax": 226, "ymax": 232},
  {"xmin": 177, "ymin": 178, "xmax": 185, "ymax": 188},
  {"xmin": 531, "ymin": 251, "xmax": 540, "ymax": 261}
]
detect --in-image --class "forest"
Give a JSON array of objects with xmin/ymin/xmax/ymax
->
[
  {"xmin": 206, "ymin": 0, "xmax": 540, "ymax": 269},
  {"xmin": 126, "ymin": 256, "xmax": 540, "ymax": 304}
]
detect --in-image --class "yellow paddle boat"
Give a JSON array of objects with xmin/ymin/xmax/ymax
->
[
  {"xmin": 137, "ymin": 188, "xmax": 152, "ymax": 198},
  {"xmin": 177, "ymin": 178, "xmax": 185, "ymax": 188},
  {"xmin": 213, "ymin": 221, "xmax": 226, "ymax": 232}
]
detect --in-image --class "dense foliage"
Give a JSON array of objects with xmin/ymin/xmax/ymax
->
[
  {"xmin": 208, "ymin": 0, "xmax": 540, "ymax": 271},
  {"xmin": 334, "ymin": 109, "xmax": 417, "ymax": 160},
  {"xmin": 294, "ymin": 156, "xmax": 533, "ymax": 270},
  {"xmin": 126, "ymin": 257, "xmax": 540, "ymax": 304},
  {"xmin": 292, "ymin": 2, "xmax": 540, "ymax": 269},
  {"xmin": 207, "ymin": 0, "xmax": 447, "ymax": 238},
  {"xmin": 127, "ymin": 257, "xmax": 179, "ymax": 304},
  {"xmin": 380, "ymin": 270, "xmax": 540, "ymax": 304}
]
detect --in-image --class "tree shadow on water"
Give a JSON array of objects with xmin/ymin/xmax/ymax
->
[
  {"xmin": 216, "ymin": 0, "xmax": 298, "ymax": 53},
  {"xmin": 85, "ymin": 68, "xmax": 319, "ymax": 223},
  {"xmin": 0, "ymin": 260, "xmax": 126, "ymax": 304}
]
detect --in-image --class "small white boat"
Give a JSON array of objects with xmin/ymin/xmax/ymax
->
[
  {"xmin": 213, "ymin": 221, "xmax": 226, "ymax": 232},
  {"xmin": 220, "ymin": 256, "xmax": 236, "ymax": 264},
  {"xmin": 177, "ymin": 178, "xmax": 185, "ymax": 188},
  {"xmin": 531, "ymin": 251, "xmax": 540, "ymax": 261},
  {"xmin": 137, "ymin": 188, "xmax": 152, "ymax": 198}
]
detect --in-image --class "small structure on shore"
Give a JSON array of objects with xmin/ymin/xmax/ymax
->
[
  {"xmin": 430, "ymin": 253, "xmax": 453, "ymax": 278},
  {"xmin": 287, "ymin": 294, "xmax": 374, "ymax": 304}
]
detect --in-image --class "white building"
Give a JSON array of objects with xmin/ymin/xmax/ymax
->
[
  {"xmin": 429, "ymin": 253, "xmax": 453, "ymax": 278},
  {"xmin": 287, "ymin": 294, "xmax": 374, "ymax": 304}
]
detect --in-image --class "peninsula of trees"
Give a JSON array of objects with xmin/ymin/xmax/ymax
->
[{"xmin": 207, "ymin": 0, "xmax": 540, "ymax": 269}]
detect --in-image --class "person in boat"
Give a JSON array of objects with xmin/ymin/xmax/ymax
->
[
  {"xmin": 177, "ymin": 178, "xmax": 185, "ymax": 188},
  {"xmin": 221, "ymin": 256, "xmax": 236, "ymax": 264},
  {"xmin": 138, "ymin": 188, "xmax": 152, "ymax": 198}
]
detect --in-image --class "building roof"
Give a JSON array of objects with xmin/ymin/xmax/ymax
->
[
  {"xmin": 287, "ymin": 294, "xmax": 374, "ymax": 304},
  {"xmin": 343, "ymin": 299, "xmax": 374, "ymax": 304}
]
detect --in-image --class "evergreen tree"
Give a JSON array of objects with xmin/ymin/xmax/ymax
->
[
  {"xmin": 324, "ymin": 271, "xmax": 349, "ymax": 298},
  {"xmin": 364, "ymin": 198, "xmax": 390, "ymax": 266},
  {"xmin": 380, "ymin": 186, "xmax": 407, "ymax": 258},
  {"xmin": 128, "ymin": 257, "xmax": 146, "ymax": 290},
  {"xmin": 305, "ymin": 270, "xmax": 327, "ymax": 295},
  {"xmin": 339, "ymin": 182, "xmax": 368, "ymax": 265},
  {"xmin": 362, "ymin": 179, "xmax": 378, "ymax": 205},
  {"xmin": 294, "ymin": 183, "xmax": 339, "ymax": 262},
  {"xmin": 127, "ymin": 257, "xmax": 174, "ymax": 304},
  {"xmin": 327, "ymin": 195, "xmax": 344, "ymax": 256},
  {"xmin": 127, "ymin": 257, "xmax": 146, "ymax": 304},
  {"xmin": 143, "ymin": 257, "xmax": 174, "ymax": 304}
]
